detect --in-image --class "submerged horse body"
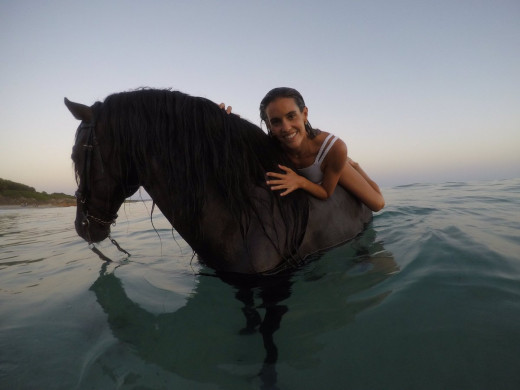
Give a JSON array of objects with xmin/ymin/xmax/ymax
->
[{"xmin": 67, "ymin": 89, "xmax": 372, "ymax": 274}]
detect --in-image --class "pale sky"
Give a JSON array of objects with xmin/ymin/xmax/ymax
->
[{"xmin": 1, "ymin": 0, "xmax": 519, "ymax": 194}]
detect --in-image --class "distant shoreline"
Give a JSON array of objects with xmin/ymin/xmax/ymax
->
[
  {"xmin": 0, "ymin": 196, "xmax": 76, "ymax": 208},
  {"xmin": 1, "ymin": 178, "xmax": 76, "ymax": 208},
  {"xmin": 0, "ymin": 199, "xmax": 147, "ymax": 210},
  {"xmin": 0, "ymin": 203, "xmax": 76, "ymax": 210}
]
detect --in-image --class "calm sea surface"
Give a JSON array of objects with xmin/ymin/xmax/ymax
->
[{"xmin": 1, "ymin": 178, "xmax": 519, "ymax": 390}]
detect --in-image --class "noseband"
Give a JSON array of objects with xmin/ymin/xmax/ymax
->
[{"xmin": 75, "ymin": 109, "xmax": 130, "ymax": 260}]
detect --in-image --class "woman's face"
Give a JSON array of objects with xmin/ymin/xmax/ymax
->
[{"xmin": 265, "ymin": 97, "xmax": 308, "ymax": 150}]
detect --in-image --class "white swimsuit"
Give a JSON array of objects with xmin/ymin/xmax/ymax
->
[{"xmin": 297, "ymin": 134, "xmax": 338, "ymax": 184}]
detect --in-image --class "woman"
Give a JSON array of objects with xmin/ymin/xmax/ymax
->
[{"xmin": 222, "ymin": 87, "xmax": 385, "ymax": 212}]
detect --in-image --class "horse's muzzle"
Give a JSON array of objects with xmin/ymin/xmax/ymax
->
[{"xmin": 75, "ymin": 215, "xmax": 110, "ymax": 243}]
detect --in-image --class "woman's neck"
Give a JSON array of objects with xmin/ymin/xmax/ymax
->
[{"xmin": 283, "ymin": 135, "xmax": 320, "ymax": 167}]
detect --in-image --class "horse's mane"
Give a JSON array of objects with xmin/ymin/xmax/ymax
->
[{"xmin": 95, "ymin": 88, "xmax": 309, "ymax": 258}]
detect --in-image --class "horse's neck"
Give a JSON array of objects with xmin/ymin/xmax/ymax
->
[
  {"xmin": 142, "ymin": 183, "xmax": 176, "ymax": 228},
  {"xmin": 142, "ymin": 176, "xmax": 288, "ymax": 273}
]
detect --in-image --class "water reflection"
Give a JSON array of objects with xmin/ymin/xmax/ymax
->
[{"xmin": 90, "ymin": 227, "xmax": 397, "ymax": 389}]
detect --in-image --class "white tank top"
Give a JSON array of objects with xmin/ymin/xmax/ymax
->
[{"xmin": 297, "ymin": 134, "xmax": 338, "ymax": 184}]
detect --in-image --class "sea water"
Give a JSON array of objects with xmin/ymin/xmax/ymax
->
[{"xmin": 1, "ymin": 178, "xmax": 519, "ymax": 390}]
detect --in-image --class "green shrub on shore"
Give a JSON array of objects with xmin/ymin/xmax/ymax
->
[
  {"xmin": 0, "ymin": 178, "xmax": 75, "ymax": 206},
  {"xmin": 0, "ymin": 178, "xmax": 36, "ymax": 193}
]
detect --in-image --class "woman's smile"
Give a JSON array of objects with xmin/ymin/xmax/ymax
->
[{"xmin": 282, "ymin": 131, "xmax": 297, "ymax": 140}]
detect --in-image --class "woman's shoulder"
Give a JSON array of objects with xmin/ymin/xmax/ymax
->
[
  {"xmin": 312, "ymin": 130, "xmax": 332, "ymax": 144},
  {"xmin": 314, "ymin": 131, "xmax": 345, "ymax": 149},
  {"xmin": 321, "ymin": 133, "xmax": 347, "ymax": 165},
  {"xmin": 313, "ymin": 130, "xmax": 342, "ymax": 141}
]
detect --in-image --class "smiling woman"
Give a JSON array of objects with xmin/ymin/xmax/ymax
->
[{"xmin": 244, "ymin": 87, "xmax": 386, "ymax": 211}]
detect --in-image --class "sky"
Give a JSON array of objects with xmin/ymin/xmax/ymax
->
[{"xmin": 1, "ymin": 0, "xmax": 519, "ymax": 194}]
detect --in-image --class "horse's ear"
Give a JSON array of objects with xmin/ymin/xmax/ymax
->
[{"xmin": 64, "ymin": 97, "xmax": 93, "ymax": 122}]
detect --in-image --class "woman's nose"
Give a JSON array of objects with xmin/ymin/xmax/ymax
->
[{"xmin": 282, "ymin": 119, "xmax": 291, "ymax": 131}]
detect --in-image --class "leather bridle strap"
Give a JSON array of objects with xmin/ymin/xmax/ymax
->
[
  {"xmin": 76, "ymin": 116, "xmax": 117, "ymax": 229},
  {"xmin": 74, "ymin": 108, "xmax": 131, "ymax": 261}
]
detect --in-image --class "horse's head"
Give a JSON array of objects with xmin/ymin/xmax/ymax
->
[{"xmin": 65, "ymin": 98, "xmax": 139, "ymax": 243}]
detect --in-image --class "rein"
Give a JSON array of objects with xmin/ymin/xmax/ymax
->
[{"xmin": 75, "ymin": 112, "xmax": 131, "ymax": 261}]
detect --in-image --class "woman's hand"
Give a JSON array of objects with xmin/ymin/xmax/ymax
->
[
  {"xmin": 266, "ymin": 164, "xmax": 304, "ymax": 196},
  {"xmin": 219, "ymin": 103, "xmax": 240, "ymax": 117},
  {"xmin": 219, "ymin": 103, "xmax": 233, "ymax": 114},
  {"xmin": 347, "ymin": 157, "xmax": 359, "ymax": 170}
]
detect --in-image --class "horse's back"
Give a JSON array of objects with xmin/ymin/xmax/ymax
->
[
  {"xmin": 198, "ymin": 185, "xmax": 372, "ymax": 274},
  {"xmin": 298, "ymin": 186, "xmax": 373, "ymax": 259}
]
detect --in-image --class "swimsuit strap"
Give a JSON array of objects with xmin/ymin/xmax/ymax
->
[{"xmin": 315, "ymin": 134, "xmax": 338, "ymax": 165}]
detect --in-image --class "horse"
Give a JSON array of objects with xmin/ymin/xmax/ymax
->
[{"xmin": 66, "ymin": 89, "xmax": 373, "ymax": 274}]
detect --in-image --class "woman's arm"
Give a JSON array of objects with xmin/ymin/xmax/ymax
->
[
  {"xmin": 348, "ymin": 158, "xmax": 382, "ymax": 194},
  {"xmin": 267, "ymin": 144, "xmax": 385, "ymax": 211},
  {"xmin": 323, "ymin": 136, "xmax": 385, "ymax": 211},
  {"xmin": 338, "ymin": 159, "xmax": 385, "ymax": 211},
  {"xmin": 266, "ymin": 140, "xmax": 346, "ymax": 200}
]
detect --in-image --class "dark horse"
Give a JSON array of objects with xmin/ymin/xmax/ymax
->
[{"xmin": 66, "ymin": 89, "xmax": 372, "ymax": 274}]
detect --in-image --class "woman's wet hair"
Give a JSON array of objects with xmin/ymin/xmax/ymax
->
[{"xmin": 259, "ymin": 87, "xmax": 320, "ymax": 138}]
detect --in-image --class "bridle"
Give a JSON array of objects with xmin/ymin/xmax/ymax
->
[
  {"xmin": 75, "ymin": 115, "xmax": 118, "ymax": 231},
  {"xmin": 74, "ymin": 107, "xmax": 131, "ymax": 261}
]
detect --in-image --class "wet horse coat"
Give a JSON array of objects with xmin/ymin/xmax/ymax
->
[{"xmin": 67, "ymin": 89, "xmax": 372, "ymax": 274}]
